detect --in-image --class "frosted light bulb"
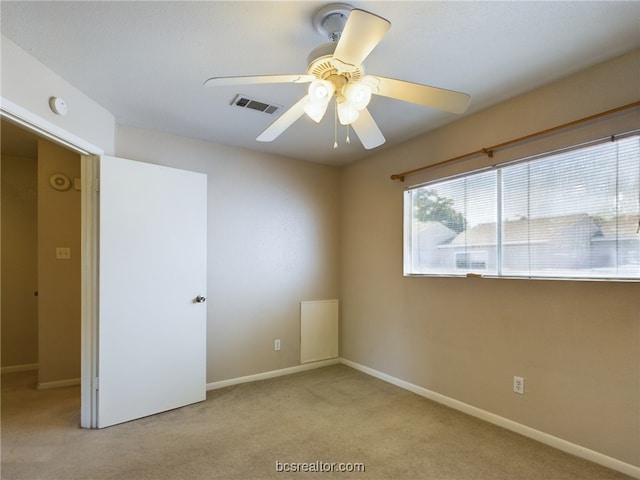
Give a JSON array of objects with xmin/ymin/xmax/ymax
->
[
  {"xmin": 308, "ymin": 79, "xmax": 334, "ymax": 103},
  {"xmin": 305, "ymin": 79, "xmax": 334, "ymax": 122},
  {"xmin": 337, "ymin": 99, "xmax": 359, "ymax": 125},
  {"xmin": 304, "ymin": 100, "xmax": 329, "ymax": 123},
  {"xmin": 343, "ymin": 83, "xmax": 372, "ymax": 110}
]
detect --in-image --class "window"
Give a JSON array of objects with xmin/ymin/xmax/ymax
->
[{"xmin": 404, "ymin": 134, "xmax": 640, "ymax": 280}]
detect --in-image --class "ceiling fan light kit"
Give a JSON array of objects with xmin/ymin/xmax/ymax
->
[{"xmin": 205, "ymin": 3, "xmax": 471, "ymax": 150}]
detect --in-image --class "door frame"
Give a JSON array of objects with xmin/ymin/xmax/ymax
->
[{"xmin": 1, "ymin": 98, "xmax": 101, "ymax": 428}]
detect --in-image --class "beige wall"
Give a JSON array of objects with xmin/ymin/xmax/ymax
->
[
  {"xmin": 37, "ymin": 141, "xmax": 81, "ymax": 385},
  {"xmin": 1, "ymin": 156, "xmax": 39, "ymax": 368},
  {"xmin": 115, "ymin": 127, "xmax": 341, "ymax": 382},
  {"xmin": 340, "ymin": 49, "xmax": 640, "ymax": 467}
]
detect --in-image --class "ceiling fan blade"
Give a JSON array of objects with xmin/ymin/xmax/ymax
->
[
  {"xmin": 256, "ymin": 95, "xmax": 309, "ymax": 142},
  {"xmin": 351, "ymin": 108, "xmax": 385, "ymax": 149},
  {"xmin": 364, "ymin": 75, "xmax": 471, "ymax": 114},
  {"xmin": 204, "ymin": 74, "xmax": 315, "ymax": 87},
  {"xmin": 332, "ymin": 9, "xmax": 391, "ymax": 68}
]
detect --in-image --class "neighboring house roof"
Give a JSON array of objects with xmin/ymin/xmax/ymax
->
[
  {"xmin": 445, "ymin": 214, "xmax": 602, "ymax": 247},
  {"xmin": 592, "ymin": 214, "xmax": 640, "ymax": 241},
  {"xmin": 414, "ymin": 221, "xmax": 457, "ymax": 240},
  {"xmin": 413, "ymin": 222, "xmax": 457, "ymax": 251}
]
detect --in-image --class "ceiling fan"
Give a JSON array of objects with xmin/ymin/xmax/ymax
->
[{"xmin": 205, "ymin": 3, "xmax": 471, "ymax": 150}]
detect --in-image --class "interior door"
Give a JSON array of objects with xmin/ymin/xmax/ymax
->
[{"xmin": 97, "ymin": 156, "xmax": 207, "ymax": 428}]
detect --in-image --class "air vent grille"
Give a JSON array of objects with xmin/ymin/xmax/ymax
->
[{"xmin": 232, "ymin": 95, "xmax": 280, "ymax": 114}]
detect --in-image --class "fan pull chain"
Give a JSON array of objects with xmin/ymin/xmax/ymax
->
[
  {"xmin": 333, "ymin": 101, "xmax": 338, "ymax": 149},
  {"xmin": 346, "ymin": 124, "xmax": 351, "ymax": 144}
]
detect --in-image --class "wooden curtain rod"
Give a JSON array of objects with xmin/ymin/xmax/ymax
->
[{"xmin": 390, "ymin": 100, "xmax": 640, "ymax": 182}]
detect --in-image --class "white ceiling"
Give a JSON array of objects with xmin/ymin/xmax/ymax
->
[{"xmin": 1, "ymin": 1, "xmax": 638, "ymax": 166}]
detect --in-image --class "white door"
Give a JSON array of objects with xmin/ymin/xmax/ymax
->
[{"xmin": 97, "ymin": 156, "xmax": 207, "ymax": 428}]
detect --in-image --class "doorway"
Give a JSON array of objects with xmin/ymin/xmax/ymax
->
[
  {"xmin": 1, "ymin": 105, "xmax": 207, "ymax": 429},
  {"xmin": 1, "ymin": 118, "xmax": 82, "ymax": 389}
]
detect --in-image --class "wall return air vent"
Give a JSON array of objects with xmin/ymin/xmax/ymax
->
[{"xmin": 231, "ymin": 94, "xmax": 281, "ymax": 114}]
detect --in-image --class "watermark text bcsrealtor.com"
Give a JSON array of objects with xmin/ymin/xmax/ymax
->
[{"xmin": 275, "ymin": 460, "xmax": 365, "ymax": 473}]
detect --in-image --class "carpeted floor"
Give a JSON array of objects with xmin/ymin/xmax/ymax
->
[{"xmin": 1, "ymin": 364, "xmax": 633, "ymax": 479}]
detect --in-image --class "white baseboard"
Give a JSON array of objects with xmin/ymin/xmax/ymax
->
[
  {"xmin": 206, "ymin": 357, "xmax": 340, "ymax": 391},
  {"xmin": 341, "ymin": 358, "xmax": 640, "ymax": 479},
  {"xmin": 38, "ymin": 378, "xmax": 81, "ymax": 390},
  {"xmin": 1, "ymin": 363, "xmax": 39, "ymax": 374}
]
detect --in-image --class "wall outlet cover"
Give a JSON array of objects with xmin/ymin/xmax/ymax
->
[
  {"xmin": 55, "ymin": 247, "xmax": 71, "ymax": 260},
  {"xmin": 513, "ymin": 376, "xmax": 525, "ymax": 394}
]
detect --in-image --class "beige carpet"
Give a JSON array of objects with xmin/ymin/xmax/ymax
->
[{"xmin": 1, "ymin": 365, "xmax": 632, "ymax": 480}]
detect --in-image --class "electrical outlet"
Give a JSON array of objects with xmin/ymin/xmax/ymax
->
[
  {"xmin": 55, "ymin": 247, "xmax": 71, "ymax": 260},
  {"xmin": 274, "ymin": 339, "xmax": 281, "ymax": 351},
  {"xmin": 513, "ymin": 376, "xmax": 525, "ymax": 395}
]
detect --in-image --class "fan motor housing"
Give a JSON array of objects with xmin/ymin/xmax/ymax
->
[{"xmin": 306, "ymin": 42, "xmax": 364, "ymax": 82}]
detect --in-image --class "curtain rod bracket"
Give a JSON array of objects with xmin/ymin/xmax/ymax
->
[{"xmin": 482, "ymin": 148, "xmax": 494, "ymax": 158}]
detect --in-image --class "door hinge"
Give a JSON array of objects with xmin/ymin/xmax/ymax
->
[
  {"xmin": 95, "ymin": 178, "xmax": 100, "ymax": 192},
  {"xmin": 94, "ymin": 377, "xmax": 99, "ymax": 390}
]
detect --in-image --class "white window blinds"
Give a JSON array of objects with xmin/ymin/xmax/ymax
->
[{"xmin": 405, "ymin": 134, "xmax": 640, "ymax": 280}]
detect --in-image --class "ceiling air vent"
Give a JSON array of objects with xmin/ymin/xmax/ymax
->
[{"xmin": 231, "ymin": 94, "xmax": 280, "ymax": 114}]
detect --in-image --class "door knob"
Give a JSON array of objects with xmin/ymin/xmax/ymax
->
[{"xmin": 195, "ymin": 295, "xmax": 206, "ymax": 303}]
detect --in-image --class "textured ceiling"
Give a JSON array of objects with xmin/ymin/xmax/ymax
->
[{"xmin": 1, "ymin": 1, "xmax": 639, "ymax": 165}]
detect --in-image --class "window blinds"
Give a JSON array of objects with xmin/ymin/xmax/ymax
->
[{"xmin": 405, "ymin": 135, "xmax": 640, "ymax": 280}]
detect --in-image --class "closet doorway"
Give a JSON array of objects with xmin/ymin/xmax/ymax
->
[{"xmin": 1, "ymin": 118, "xmax": 81, "ymax": 390}]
